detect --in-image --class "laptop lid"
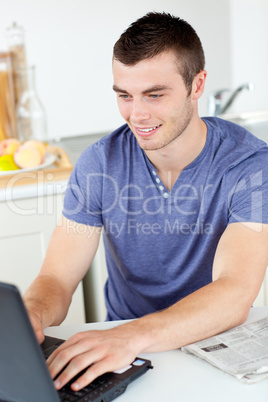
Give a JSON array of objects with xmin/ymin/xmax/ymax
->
[
  {"xmin": 0, "ymin": 282, "xmax": 152, "ymax": 402},
  {"xmin": 0, "ymin": 282, "xmax": 60, "ymax": 402}
]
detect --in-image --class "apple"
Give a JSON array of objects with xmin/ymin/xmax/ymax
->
[
  {"xmin": 0, "ymin": 139, "xmax": 21, "ymax": 156},
  {"xmin": 14, "ymin": 146, "xmax": 43, "ymax": 169},
  {"xmin": 22, "ymin": 140, "xmax": 46, "ymax": 161}
]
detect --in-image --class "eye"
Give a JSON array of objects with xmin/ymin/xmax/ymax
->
[
  {"xmin": 149, "ymin": 94, "xmax": 163, "ymax": 99},
  {"xmin": 119, "ymin": 94, "xmax": 132, "ymax": 100}
]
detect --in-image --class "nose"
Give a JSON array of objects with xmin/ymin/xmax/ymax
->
[{"xmin": 130, "ymin": 98, "xmax": 151, "ymax": 122}]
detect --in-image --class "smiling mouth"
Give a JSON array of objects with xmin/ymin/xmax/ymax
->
[{"xmin": 135, "ymin": 124, "xmax": 161, "ymax": 137}]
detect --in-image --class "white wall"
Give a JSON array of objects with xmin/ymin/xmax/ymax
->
[
  {"xmin": 0, "ymin": 0, "xmax": 232, "ymax": 138},
  {"xmin": 229, "ymin": 0, "xmax": 268, "ymax": 114}
]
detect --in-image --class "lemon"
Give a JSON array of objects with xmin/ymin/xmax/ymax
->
[{"xmin": 0, "ymin": 154, "xmax": 20, "ymax": 171}]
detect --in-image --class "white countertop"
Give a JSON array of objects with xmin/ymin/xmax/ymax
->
[
  {"xmin": 44, "ymin": 307, "xmax": 268, "ymax": 402},
  {"xmin": 0, "ymin": 179, "xmax": 68, "ymax": 202}
]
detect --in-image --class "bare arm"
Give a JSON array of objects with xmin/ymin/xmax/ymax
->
[
  {"xmin": 47, "ymin": 222, "xmax": 268, "ymax": 391},
  {"xmin": 23, "ymin": 215, "xmax": 101, "ymax": 342}
]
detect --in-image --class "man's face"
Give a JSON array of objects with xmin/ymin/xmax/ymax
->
[{"xmin": 112, "ymin": 51, "xmax": 195, "ymax": 151}]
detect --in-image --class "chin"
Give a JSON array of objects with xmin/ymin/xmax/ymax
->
[{"xmin": 138, "ymin": 139, "xmax": 166, "ymax": 151}]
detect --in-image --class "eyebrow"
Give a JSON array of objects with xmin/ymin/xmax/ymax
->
[{"xmin": 112, "ymin": 84, "xmax": 172, "ymax": 95}]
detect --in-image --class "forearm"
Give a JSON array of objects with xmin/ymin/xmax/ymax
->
[
  {"xmin": 23, "ymin": 217, "xmax": 101, "ymax": 330},
  {"xmin": 124, "ymin": 277, "xmax": 252, "ymax": 354},
  {"xmin": 23, "ymin": 272, "xmax": 72, "ymax": 329}
]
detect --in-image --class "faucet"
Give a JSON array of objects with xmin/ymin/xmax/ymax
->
[{"xmin": 208, "ymin": 82, "xmax": 255, "ymax": 116}]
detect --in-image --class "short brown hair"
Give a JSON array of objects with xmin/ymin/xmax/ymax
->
[{"xmin": 113, "ymin": 12, "xmax": 205, "ymax": 94}]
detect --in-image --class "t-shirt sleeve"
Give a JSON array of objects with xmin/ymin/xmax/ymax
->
[
  {"xmin": 62, "ymin": 143, "xmax": 104, "ymax": 227},
  {"xmin": 227, "ymin": 147, "xmax": 268, "ymax": 224}
]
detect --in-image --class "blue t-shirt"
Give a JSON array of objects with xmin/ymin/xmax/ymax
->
[{"xmin": 63, "ymin": 117, "xmax": 268, "ymax": 320}]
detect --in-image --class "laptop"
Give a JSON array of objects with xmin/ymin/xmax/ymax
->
[{"xmin": 0, "ymin": 282, "xmax": 153, "ymax": 402}]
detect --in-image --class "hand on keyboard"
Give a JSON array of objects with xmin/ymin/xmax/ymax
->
[{"xmin": 46, "ymin": 322, "xmax": 142, "ymax": 392}]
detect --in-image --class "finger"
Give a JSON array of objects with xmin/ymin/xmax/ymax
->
[
  {"xmin": 69, "ymin": 358, "xmax": 115, "ymax": 391},
  {"xmin": 69, "ymin": 352, "xmax": 136, "ymax": 392},
  {"xmin": 47, "ymin": 331, "xmax": 89, "ymax": 366},
  {"xmin": 53, "ymin": 348, "xmax": 105, "ymax": 390},
  {"xmin": 48, "ymin": 339, "xmax": 92, "ymax": 380},
  {"xmin": 48, "ymin": 332, "xmax": 106, "ymax": 385}
]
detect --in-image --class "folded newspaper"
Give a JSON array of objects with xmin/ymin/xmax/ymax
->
[{"xmin": 181, "ymin": 316, "xmax": 268, "ymax": 384}]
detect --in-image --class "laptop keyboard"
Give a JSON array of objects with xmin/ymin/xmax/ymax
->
[
  {"xmin": 58, "ymin": 374, "xmax": 124, "ymax": 401},
  {"xmin": 43, "ymin": 342, "xmax": 126, "ymax": 402}
]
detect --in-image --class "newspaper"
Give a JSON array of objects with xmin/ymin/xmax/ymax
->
[{"xmin": 181, "ymin": 316, "xmax": 268, "ymax": 384}]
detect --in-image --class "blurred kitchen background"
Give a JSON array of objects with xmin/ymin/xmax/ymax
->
[
  {"xmin": 0, "ymin": 0, "xmax": 267, "ymax": 142},
  {"xmin": 0, "ymin": 0, "xmax": 268, "ymax": 323}
]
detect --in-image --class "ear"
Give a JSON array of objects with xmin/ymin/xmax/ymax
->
[{"xmin": 191, "ymin": 70, "xmax": 207, "ymax": 100}]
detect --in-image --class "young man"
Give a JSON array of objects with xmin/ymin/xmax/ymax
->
[{"xmin": 24, "ymin": 12, "xmax": 268, "ymax": 392}]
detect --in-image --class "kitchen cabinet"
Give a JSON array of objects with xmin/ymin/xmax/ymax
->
[{"xmin": 0, "ymin": 166, "xmax": 85, "ymax": 325}]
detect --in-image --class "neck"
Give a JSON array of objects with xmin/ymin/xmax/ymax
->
[{"xmin": 145, "ymin": 117, "xmax": 207, "ymax": 190}]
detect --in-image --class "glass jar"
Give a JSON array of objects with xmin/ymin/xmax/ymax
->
[
  {"xmin": 0, "ymin": 52, "xmax": 17, "ymax": 139},
  {"xmin": 16, "ymin": 65, "xmax": 48, "ymax": 143},
  {"xmin": 6, "ymin": 22, "xmax": 27, "ymax": 106}
]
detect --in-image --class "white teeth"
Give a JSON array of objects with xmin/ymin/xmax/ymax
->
[{"xmin": 139, "ymin": 125, "xmax": 159, "ymax": 132}]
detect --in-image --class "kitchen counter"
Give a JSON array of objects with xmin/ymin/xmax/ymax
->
[
  {"xmin": 221, "ymin": 109, "xmax": 268, "ymax": 143},
  {"xmin": 0, "ymin": 179, "xmax": 68, "ymax": 202}
]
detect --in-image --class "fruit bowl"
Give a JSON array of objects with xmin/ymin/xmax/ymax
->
[{"xmin": 0, "ymin": 152, "xmax": 56, "ymax": 176}]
